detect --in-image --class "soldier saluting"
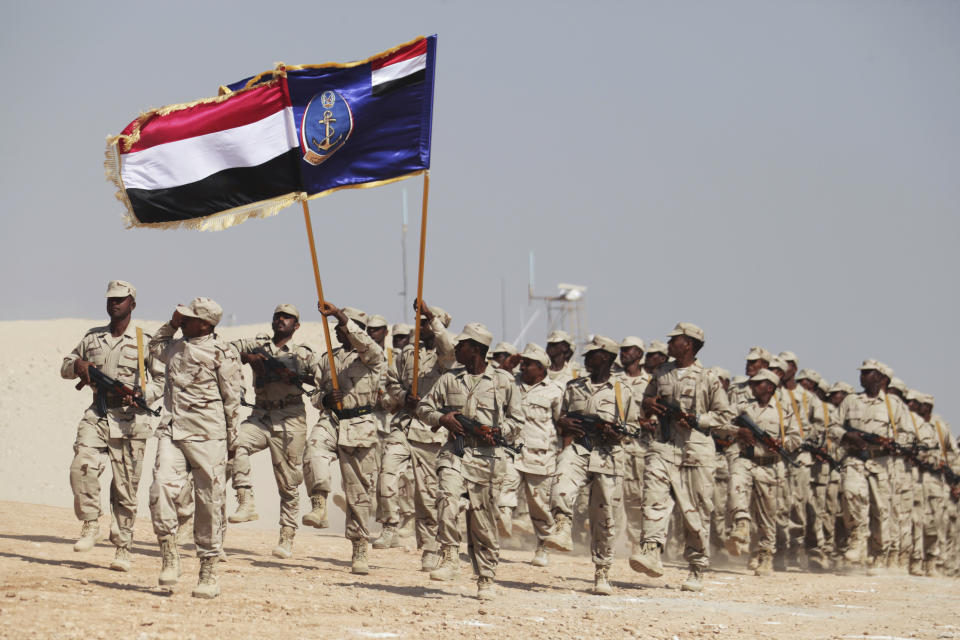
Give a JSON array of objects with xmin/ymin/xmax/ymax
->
[{"xmin": 60, "ymin": 280, "xmax": 164, "ymax": 572}]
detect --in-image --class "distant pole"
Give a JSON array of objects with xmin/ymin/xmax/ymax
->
[
  {"xmin": 400, "ymin": 188, "xmax": 409, "ymax": 323},
  {"xmin": 500, "ymin": 277, "xmax": 507, "ymax": 340},
  {"xmin": 528, "ymin": 250, "xmax": 535, "ymax": 300}
]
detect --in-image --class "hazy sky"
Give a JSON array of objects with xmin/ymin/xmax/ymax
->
[{"xmin": 2, "ymin": 1, "xmax": 959, "ymax": 427}]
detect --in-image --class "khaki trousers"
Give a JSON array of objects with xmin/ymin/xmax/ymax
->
[
  {"xmin": 728, "ymin": 457, "xmax": 782, "ymax": 553},
  {"xmin": 339, "ymin": 445, "xmax": 379, "ymax": 541},
  {"xmin": 302, "ymin": 422, "xmax": 338, "ymax": 495},
  {"xmin": 840, "ymin": 456, "xmax": 892, "ymax": 561},
  {"xmin": 378, "ymin": 432, "xmax": 441, "ymax": 551},
  {"xmin": 70, "ymin": 416, "xmax": 146, "ymax": 549},
  {"xmin": 149, "ymin": 435, "xmax": 227, "ymax": 558},
  {"xmin": 230, "ymin": 413, "xmax": 306, "ymax": 529},
  {"xmin": 641, "ymin": 450, "xmax": 713, "ymax": 568}
]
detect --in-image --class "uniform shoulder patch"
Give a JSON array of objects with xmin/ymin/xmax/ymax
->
[
  {"xmin": 84, "ymin": 325, "xmax": 110, "ymax": 338},
  {"xmin": 255, "ymin": 333, "xmax": 271, "ymax": 341}
]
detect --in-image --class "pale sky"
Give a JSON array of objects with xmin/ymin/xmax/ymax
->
[{"xmin": 2, "ymin": 1, "xmax": 959, "ymax": 428}]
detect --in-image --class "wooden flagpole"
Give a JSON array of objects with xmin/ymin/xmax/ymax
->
[
  {"xmin": 411, "ymin": 171, "xmax": 430, "ymax": 397},
  {"xmin": 301, "ymin": 197, "xmax": 342, "ymax": 408}
]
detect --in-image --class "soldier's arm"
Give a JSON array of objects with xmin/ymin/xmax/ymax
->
[
  {"xmin": 142, "ymin": 338, "xmax": 165, "ymax": 405},
  {"xmin": 415, "ymin": 372, "xmax": 450, "ymax": 428},
  {"xmin": 60, "ymin": 337, "xmax": 86, "ymax": 379},
  {"xmin": 782, "ymin": 403, "xmax": 802, "ymax": 452},
  {"xmin": 340, "ymin": 319, "xmax": 383, "ymax": 367},
  {"xmin": 385, "ymin": 348, "xmax": 409, "ymax": 406},
  {"xmin": 828, "ymin": 396, "xmax": 852, "ymax": 442},
  {"xmin": 695, "ymin": 373, "xmax": 734, "ymax": 430},
  {"xmin": 498, "ymin": 375, "xmax": 525, "ymax": 443},
  {"xmin": 433, "ymin": 318, "xmax": 457, "ymax": 369},
  {"xmin": 215, "ymin": 347, "xmax": 244, "ymax": 448},
  {"xmin": 149, "ymin": 322, "xmax": 178, "ymax": 365}
]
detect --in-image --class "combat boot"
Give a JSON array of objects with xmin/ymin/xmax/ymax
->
[
  {"xmin": 477, "ymin": 576, "xmax": 496, "ymax": 601},
  {"xmin": 898, "ymin": 550, "xmax": 910, "ymax": 571},
  {"xmin": 228, "ymin": 487, "xmax": 259, "ymax": 523},
  {"xmin": 73, "ymin": 519, "xmax": 100, "ymax": 552},
  {"xmin": 886, "ymin": 549, "xmax": 899, "ymax": 570},
  {"xmin": 843, "ymin": 533, "xmax": 863, "ymax": 563},
  {"xmin": 755, "ymin": 550, "xmax": 773, "ymax": 576},
  {"xmin": 773, "ymin": 549, "xmax": 787, "ymax": 572},
  {"xmin": 192, "ymin": 556, "xmax": 220, "ymax": 599},
  {"xmin": 272, "ymin": 526, "xmax": 295, "ymax": 559},
  {"xmin": 629, "ymin": 541, "xmax": 664, "ymax": 578},
  {"xmin": 747, "ymin": 551, "xmax": 760, "ymax": 571},
  {"xmin": 542, "ymin": 513, "xmax": 574, "ymax": 552},
  {"xmin": 592, "ymin": 565, "xmax": 613, "ymax": 595},
  {"xmin": 420, "ymin": 549, "xmax": 440, "ymax": 572},
  {"xmin": 531, "ymin": 541, "xmax": 549, "ymax": 567},
  {"xmin": 497, "ymin": 506, "xmax": 513, "ymax": 538},
  {"xmin": 109, "ymin": 546, "xmax": 131, "ymax": 572},
  {"xmin": 372, "ymin": 524, "xmax": 399, "ymax": 549},
  {"xmin": 302, "ymin": 493, "xmax": 329, "ymax": 529},
  {"xmin": 680, "ymin": 565, "xmax": 704, "ymax": 592},
  {"xmin": 429, "ymin": 544, "xmax": 460, "ymax": 581},
  {"xmin": 807, "ymin": 548, "xmax": 830, "ymax": 572},
  {"xmin": 351, "ymin": 540, "xmax": 369, "ymax": 575},
  {"xmin": 725, "ymin": 518, "xmax": 750, "ymax": 556},
  {"xmin": 158, "ymin": 536, "xmax": 182, "ymax": 586},
  {"xmin": 923, "ymin": 558, "xmax": 938, "ymax": 577},
  {"xmin": 866, "ymin": 553, "xmax": 886, "ymax": 576},
  {"xmin": 909, "ymin": 557, "xmax": 924, "ymax": 576}
]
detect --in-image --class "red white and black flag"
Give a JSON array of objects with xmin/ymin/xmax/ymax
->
[{"xmin": 371, "ymin": 38, "xmax": 428, "ymax": 96}]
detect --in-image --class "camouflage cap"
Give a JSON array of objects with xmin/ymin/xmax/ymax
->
[
  {"xmin": 546, "ymin": 329, "xmax": 575, "ymax": 348},
  {"xmin": 710, "ymin": 366, "xmax": 731, "ymax": 381},
  {"xmin": 646, "ymin": 340, "xmax": 668, "ymax": 356},
  {"xmin": 620, "ymin": 336, "xmax": 646, "ymax": 351},
  {"xmin": 746, "ymin": 346, "xmax": 773, "ymax": 362},
  {"xmin": 176, "ymin": 297, "xmax": 223, "ymax": 327},
  {"xmin": 455, "ymin": 322, "xmax": 493, "ymax": 347},
  {"xmin": 273, "ymin": 303, "xmax": 299, "ymax": 320},
  {"xmin": 768, "ymin": 356, "xmax": 788, "ymax": 372},
  {"xmin": 106, "ymin": 280, "xmax": 136, "ymax": 299},
  {"xmin": 778, "ymin": 350, "xmax": 798, "ymax": 365},
  {"xmin": 366, "ymin": 314, "xmax": 388, "ymax": 329},
  {"xmin": 520, "ymin": 342, "xmax": 550, "ymax": 368},
  {"xmin": 796, "ymin": 369, "xmax": 821, "ymax": 383},
  {"xmin": 749, "ymin": 368, "xmax": 780, "ymax": 386},
  {"xmin": 888, "ymin": 377, "xmax": 908, "ymax": 395},
  {"xmin": 667, "ymin": 321, "xmax": 704, "ymax": 342},
  {"xmin": 491, "ymin": 341, "xmax": 518, "ymax": 356},
  {"xmin": 828, "ymin": 381, "xmax": 855, "ymax": 395},
  {"xmin": 858, "ymin": 359, "xmax": 893, "ymax": 379},
  {"xmin": 584, "ymin": 335, "xmax": 619, "ymax": 355},
  {"xmin": 391, "ymin": 322, "xmax": 413, "ymax": 336},
  {"xmin": 342, "ymin": 307, "xmax": 368, "ymax": 327}
]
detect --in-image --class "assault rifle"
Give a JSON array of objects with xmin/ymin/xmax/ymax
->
[
  {"xmin": 250, "ymin": 347, "xmax": 320, "ymax": 397},
  {"xmin": 840, "ymin": 421, "xmax": 934, "ymax": 465},
  {"xmin": 799, "ymin": 441, "xmax": 841, "ymax": 472},
  {"xmin": 438, "ymin": 407, "xmax": 523, "ymax": 458},
  {"xmin": 75, "ymin": 365, "xmax": 160, "ymax": 417},
  {"xmin": 656, "ymin": 397, "xmax": 709, "ymax": 443},
  {"xmin": 565, "ymin": 412, "xmax": 642, "ymax": 451},
  {"xmin": 733, "ymin": 413, "xmax": 800, "ymax": 468}
]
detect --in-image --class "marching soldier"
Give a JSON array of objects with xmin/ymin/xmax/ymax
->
[
  {"xmin": 829, "ymin": 360, "xmax": 910, "ymax": 574},
  {"xmin": 377, "ymin": 303, "xmax": 455, "ymax": 568},
  {"xmin": 543, "ymin": 335, "xmax": 638, "ymax": 595},
  {"xmin": 643, "ymin": 340, "xmax": 669, "ymax": 375},
  {"xmin": 632, "ymin": 322, "xmax": 733, "ymax": 592},
  {"xmin": 720, "ymin": 369, "xmax": 801, "ymax": 576},
  {"xmin": 512, "ymin": 343, "xmax": 564, "ymax": 566},
  {"xmin": 708, "ymin": 367, "xmax": 733, "ymax": 557},
  {"xmin": 796, "ymin": 368, "xmax": 836, "ymax": 571},
  {"xmin": 417, "ymin": 322, "xmax": 524, "ymax": 600},
  {"xmin": 149, "ymin": 297, "xmax": 242, "ymax": 598},
  {"xmin": 226, "ymin": 304, "xmax": 320, "ymax": 559},
  {"xmin": 546, "ymin": 330, "xmax": 579, "ymax": 385},
  {"xmin": 302, "ymin": 303, "xmax": 386, "ymax": 574},
  {"xmin": 60, "ymin": 280, "xmax": 164, "ymax": 571},
  {"xmin": 615, "ymin": 337, "xmax": 652, "ymax": 562}
]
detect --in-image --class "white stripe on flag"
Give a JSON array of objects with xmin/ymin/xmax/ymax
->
[
  {"xmin": 120, "ymin": 108, "xmax": 298, "ymax": 191},
  {"xmin": 371, "ymin": 53, "xmax": 427, "ymax": 87}
]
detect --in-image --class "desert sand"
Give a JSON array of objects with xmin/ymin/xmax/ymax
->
[{"xmin": 1, "ymin": 319, "xmax": 958, "ymax": 639}]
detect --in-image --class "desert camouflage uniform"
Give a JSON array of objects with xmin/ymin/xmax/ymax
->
[
  {"xmin": 303, "ymin": 319, "xmax": 385, "ymax": 542},
  {"xmin": 61, "ymin": 325, "xmax": 165, "ymax": 549},
  {"xmin": 228, "ymin": 334, "xmax": 321, "ymax": 529},
  {"xmin": 641, "ymin": 360, "xmax": 733, "ymax": 568},
  {"xmin": 379, "ymin": 316, "xmax": 455, "ymax": 552},
  {"xmin": 830, "ymin": 390, "xmax": 910, "ymax": 565},
  {"xmin": 148, "ymin": 322, "xmax": 242, "ymax": 558},
  {"xmin": 417, "ymin": 364, "xmax": 524, "ymax": 579},
  {"xmin": 513, "ymin": 376, "xmax": 564, "ymax": 539},
  {"xmin": 613, "ymin": 369, "xmax": 651, "ymax": 550}
]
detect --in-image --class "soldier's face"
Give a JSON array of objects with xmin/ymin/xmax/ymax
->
[
  {"xmin": 830, "ymin": 391, "xmax": 846, "ymax": 406},
  {"xmin": 519, "ymin": 358, "xmax": 545, "ymax": 385},
  {"xmin": 584, "ymin": 350, "xmax": 612, "ymax": 375},
  {"xmin": 335, "ymin": 323, "xmax": 351, "ymax": 346},
  {"xmin": 491, "ymin": 353, "xmax": 509, "ymax": 367},
  {"xmin": 667, "ymin": 335, "xmax": 690, "ymax": 360},
  {"xmin": 860, "ymin": 369, "xmax": 882, "ymax": 392},
  {"xmin": 367, "ymin": 326, "xmax": 388, "ymax": 346},
  {"xmin": 181, "ymin": 317, "xmax": 212, "ymax": 338},
  {"xmin": 620, "ymin": 346, "xmax": 643, "ymax": 367},
  {"xmin": 644, "ymin": 353, "xmax": 666, "ymax": 370},
  {"xmin": 393, "ymin": 334, "xmax": 410, "ymax": 349},
  {"xmin": 106, "ymin": 295, "xmax": 135, "ymax": 320},
  {"xmin": 745, "ymin": 359, "xmax": 766, "ymax": 376},
  {"xmin": 750, "ymin": 380, "xmax": 774, "ymax": 403},
  {"xmin": 272, "ymin": 313, "xmax": 299, "ymax": 337},
  {"xmin": 546, "ymin": 342, "xmax": 571, "ymax": 363},
  {"xmin": 798, "ymin": 379, "xmax": 817, "ymax": 393}
]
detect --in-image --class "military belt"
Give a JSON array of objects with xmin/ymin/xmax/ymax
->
[
  {"xmin": 256, "ymin": 395, "xmax": 303, "ymax": 411},
  {"xmin": 334, "ymin": 405, "xmax": 374, "ymax": 420},
  {"xmin": 740, "ymin": 452, "xmax": 779, "ymax": 466}
]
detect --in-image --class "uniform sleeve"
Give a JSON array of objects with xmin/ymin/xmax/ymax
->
[
  {"xmin": 143, "ymin": 339, "xmax": 165, "ymax": 406},
  {"xmin": 149, "ymin": 322, "xmax": 178, "ymax": 365},
  {"xmin": 498, "ymin": 374, "xmax": 525, "ymax": 444},
  {"xmin": 343, "ymin": 319, "xmax": 384, "ymax": 368},
  {"xmin": 697, "ymin": 373, "xmax": 734, "ymax": 430},
  {"xmin": 215, "ymin": 347, "xmax": 244, "ymax": 446},
  {"xmin": 829, "ymin": 396, "xmax": 854, "ymax": 442},
  {"xmin": 781, "ymin": 401, "xmax": 802, "ymax": 452},
  {"xmin": 385, "ymin": 347, "xmax": 410, "ymax": 407},
  {"xmin": 432, "ymin": 318, "xmax": 457, "ymax": 369},
  {"xmin": 60, "ymin": 337, "xmax": 86, "ymax": 379},
  {"xmin": 415, "ymin": 372, "xmax": 450, "ymax": 428}
]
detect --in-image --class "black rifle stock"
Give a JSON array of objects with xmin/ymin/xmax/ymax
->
[
  {"xmin": 250, "ymin": 346, "xmax": 320, "ymax": 397},
  {"xmin": 565, "ymin": 412, "xmax": 641, "ymax": 450},
  {"xmin": 799, "ymin": 441, "xmax": 841, "ymax": 472},
  {"xmin": 439, "ymin": 407, "xmax": 523, "ymax": 458}
]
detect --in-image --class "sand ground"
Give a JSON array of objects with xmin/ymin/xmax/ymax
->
[{"xmin": 1, "ymin": 319, "xmax": 959, "ymax": 639}]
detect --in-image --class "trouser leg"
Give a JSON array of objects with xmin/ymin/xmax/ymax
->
[
  {"xmin": 150, "ymin": 435, "xmax": 190, "ymax": 540},
  {"xmin": 641, "ymin": 452, "xmax": 677, "ymax": 548},
  {"xmin": 466, "ymin": 478, "xmax": 501, "ymax": 578},
  {"xmin": 339, "ymin": 445, "xmax": 378, "ymax": 542},
  {"xmin": 302, "ymin": 422, "xmax": 338, "ymax": 496},
  {"xmin": 377, "ymin": 434, "xmax": 411, "ymax": 525},
  {"xmin": 589, "ymin": 472, "xmax": 623, "ymax": 567},
  {"xmin": 550, "ymin": 447, "xmax": 590, "ymax": 517},
  {"xmin": 107, "ymin": 438, "xmax": 146, "ymax": 548},
  {"xmin": 522, "ymin": 471, "xmax": 556, "ymax": 540},
  {"xmin": 680, "ymin": 464, "xmax": 713, "ymax": 568},
  {"xmin": 267, "ymin": 428, "xmax": 306, "ymax": 529}
]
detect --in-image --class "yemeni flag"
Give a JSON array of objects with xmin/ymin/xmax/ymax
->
[{"xmin": 106, "ymin": 36, "xmax": 437, "ymax": 230}]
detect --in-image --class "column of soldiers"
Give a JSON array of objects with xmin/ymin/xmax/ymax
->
[{"xmin": 62, "ymin": 281, "xmax": 960, "ymax": 600}]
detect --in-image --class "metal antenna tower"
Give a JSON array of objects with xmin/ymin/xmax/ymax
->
[{"xmin": 527, "ymin": 251, "xmax": 589, "ymax": 352}]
